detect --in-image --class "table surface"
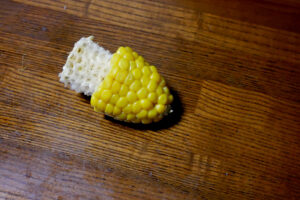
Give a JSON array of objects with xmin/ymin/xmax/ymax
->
[{"xmin": 1, "ymin": 0, "xmax": 300, "ymax": 199}]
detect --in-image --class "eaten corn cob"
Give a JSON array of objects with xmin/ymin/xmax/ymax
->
[{"xmin": 59, "ymin": 36, "xmax": 173, "ymax": 124}]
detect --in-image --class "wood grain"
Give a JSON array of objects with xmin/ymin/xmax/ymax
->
[{"xmin": 1, "ymin": 0, "xmax": 300, "ymax": 199}]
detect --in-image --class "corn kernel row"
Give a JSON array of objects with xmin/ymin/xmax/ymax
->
[{"xmin": 91, "ymin": 47, "xmax": 173, "ymax": 124}]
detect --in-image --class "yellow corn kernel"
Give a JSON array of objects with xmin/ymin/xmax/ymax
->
[
  {"xmin": 156, "ymin": 86, "xmax": 163, "ymax": 96},
  {"xmin": 132, "ymin": 101, "xmax": 142, "ymax": 113},
  {"xmin": 136, "ymin": 110, "xmax": 147, "ymax": 119},
  {"xmin": 130, "ymin": 80, "xmax": 142, "ymax": 92},
  {"xmin": 105, "ymin": 104, "xmax": 114, "ymax": 115},
  {"xmin": 127, "ymin": 114, "xmax": 135, "ymax": 121},
  {"xmin": 101, "ymin": 90, "xmax": 112, "ymax": 102},
  {"xmin": 118, "ymin": 58, "xmax": 129, "ymax": 70},
  {"xmin": 163, "ymin": 86, "xmax": 170, "ymax": 95},
  {"xmin": 140, "ymin": 99, "xmax": 153, "ymax": 109},
  {"xmin": 90, "ymin": 95, "xmax": 97, "ymax": 107},
  {"xmin": 159, "ymin": 77, "xmax": 166, "ymax": 87},
  {"xmin": 132, "ymin": 68, "xmax": 142, "ymax": 79},
  {"xmin": 124, "ymin": 73, "xmax": 134, "ymax": 85},
  {"xmin": 136, "ymin": 56, "xmax": 144, "ymax": 68},
  {"xmin": 147, "ymin": 80, "xmax": 158, "ymax": 92},
  {"xmin": 124, "ymin": 52, "xmax": 134, "ymax": 61},
  {"xmin": 151, "ymin": 72, "xmax": 160, "ymax": 82},
  {"xmin": 150, "ymin": 65, "xmax": 157, "ymax": 73},
  {"xmin": 126, "ymin": 91, "xmax": 137, "ymax": 103},
  {"xmin": 116, "ymin": 97, "xmax": 128, "ymax": 108},
  {"xmin": 147, "ymin": 92, "xmax": 157, "ymax": 103},
  {"xmin": 110, "ymin": 54, "xmax": 121, "ymax": 66},
  {"xmin": 111, "ymin": 81, "xmax": 121, "ymax": 93},
  {"xmin": 116, "ymin": 112, "xmax": 126, "ymax": 120},
  {"xmin": 113, "ymin": 106, "xmax": 121, "ymax": 115},
  {"xmin": 141, "ymin": 75, "xmax": 150, "ymax": 86},
  {"xmin": 137, "ymin": 88, "xmax": 148, "ymax": 99},
  {"xmin": 119, "ymin": 84, "xmax": 129, "ymax": 96},
  {"xmin": 117, "ymin": 47, "xmax": 126, "ymax": 55},
  {"xmin": 142, "ymin": 66, "xmax": 151, "ymax": 76},
  {"xmin": 109, "ymin": 94, "xmax": 120, "ymax": 105},
  {"xmin": 158, "ymin": 94, "xmax": 167, "ymax": 104},
  {"xmin": 148, "ymin": 109, "xmax": 157, "ymax": 119},
  {"xmin": 155, "ymin": 104, "xmax": 166, "ymax": 114},
  {"xmin": 168, "ymin": 94, "xmax": 174, "ymax": 104},
  {"xmin": 142, "ymin": 118, "xmax": 152, "ymax": 124},
  {"xmin": 97, "ymin": 99, "xmax": 107, "ymax": 111},
  {"xmin": 94, "ymin": 87, "xmax": 103, "ymax": 98},
  {"xmin": 125, "ymin": 47, "xmax": 133, "ymax": 52},
  {"xmin": 129, "ymin": 60, "xmax": 136, "ymax": 70},
  {"xmin": 132, "ymin": 52, "xmax": 138, "ymax": 59},
  {"xmin": 102, "ymin": 76, "xmax": 113, "ymax": 89},
  {"xmin": 116, "ymin": 70, "xmax": 128, "ymax": 83},
  {"xmin": 123, "ymin": 104, "xmax": 132, "ymax": 114},
  {"xmin": 109, "ymin": 65, "xmax": 119, "ymax": 77}
]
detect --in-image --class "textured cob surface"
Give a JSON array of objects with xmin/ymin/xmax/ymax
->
[{"xmin": 59, "ymin": 36, "xmax": 173, "ymax": 124}]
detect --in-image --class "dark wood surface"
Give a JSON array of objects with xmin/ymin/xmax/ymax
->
[{"xmin": 1, "ymin": 0, "xmax": 300, "ymax": 199}]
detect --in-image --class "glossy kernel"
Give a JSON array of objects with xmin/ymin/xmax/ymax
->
[
  {"xmin": 142, "ymin": 66, "xmax": 151, "ymax": 76},
  {"xmin": 151, "ymin": 72, "xmax": 160, "ymax": 82},
  {"xmin": 137, "ymin": 88, "xmax": 148, "ymax": 99},
  {"xmin": 117, "ymin": 47, "xmax": 126, "ymax": 55},
  {"xmin": 148, "ymin": 92, "xmax": 157, "ymax": 103},
  {"xmin": 124, "ymin": 73, "xmax": 134, "ymax": 85},
  {"xmin": 132, "ymin": 101, "xmax": 142, "ymax": 113},
  {"xmin": 136, "ymin": 110, "xmax": 147, "ymax": 119},
  {"xmin": 150, "ymin": 65, "xmax": 157, "ymax": 73},
  {"xmin": 111, "ymin": 81, "xmax": 121, "ymax": 93},
  {"xmin": 101, "ymin": 90, "xmax": 112, "ymax": 102},
  {"xmin": 148, "ymin": 109, "xmax": 157, "ymax": 119},
  {"xmin": 113, "ymin": 106, "xmax": 122, "ymax": 115},
  {"xmin": 156, "ymin": 86, "xmax": 163, "ymax": 96},
  {"xmin": 155, "ymin": 104, "xmax": 165, "ymax": 114},
  {"xmin": 130, "ymin": 80, "xmax": 142, "ymax": 92},
  {"xmin": 123, "ymin": 52, "xmax": 134, "ymax": 61},
  {"xmin": 132, "ymin": 68, "xmax": 142, "ymax": 79},
  {"xmin": 140, "ymin": 99, "xmax": 152, "ymax": 109},
  {"xmin": 127, "ymin": 91, "xmax": 137, "ymax": 103},
  {"xmin": 147, "ymin": 80, "xmax": 158, "ymax": 92},
  {"xmin": 97, "ymin": 99, "xmax": 106, "ymax": 111},
  {"xmin": 123, "ymin": 104, "xmax": 132, "ymax": 114},
  {"xmin": 109, "ymin": 94, "xmax": 119, "ymax": 105},
  {"xmin": 116, "ymin": 70, "xmax": 128, "ymax": 83},
  {"xmin": 118, "ymin": 58, "xmax": 129, "ymax": 70},
  {"xmin": 119, "ymin": 84, "xmax": 128, "ymax": 96},
  {"xmin": 116, "ymin": 97, "xmax": 128, "ymax": 108},
  {"xmin": 110, "ymin": 54, "xmax": 121, "ymax": 66},
  {"xmin": 91, "ymin": 95, "xmax": 97, "ymax": 107},
  {"xmin": 158, "ymin": 94, "xmax": 168, "ymax": 104},
  {"xmin": 141, "ymin": 75, "xmax": 150, "ymax": 86},
  {"xmin": 105, "ymin": 104, "xmax": 114, "ymax": 115}
]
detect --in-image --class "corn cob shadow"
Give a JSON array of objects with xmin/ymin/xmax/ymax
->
[{"xmin": 104, "ymin": 89, "xmax": 183, "ymax": 130}]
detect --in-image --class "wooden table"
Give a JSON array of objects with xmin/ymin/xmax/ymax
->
[{"xmin": 1, "ymin": 0, "xmax": 300, "ymax": 199}]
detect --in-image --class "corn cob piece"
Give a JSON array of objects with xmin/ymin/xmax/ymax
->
[{"xmin": 59, "ymin": 36, "xmax": 173, "ymax": 124}]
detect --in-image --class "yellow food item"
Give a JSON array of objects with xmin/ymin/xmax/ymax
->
[
  {"xmin": 91, "ymin": 47, "xmax": 173, "ymax": 124},
  {"xmin": 59, "ymin": 36, "xmax": 173, "ymax": 124}
]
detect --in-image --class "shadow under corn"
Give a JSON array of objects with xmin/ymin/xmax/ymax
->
[{"xmin": 80, "ymin": 89, "xmax": 183, "ymax": 131}]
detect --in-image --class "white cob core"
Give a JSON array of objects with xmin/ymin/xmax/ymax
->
[{"xmin": 59, "ymin": 36, "xmax": 112, "ymax": 96}]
